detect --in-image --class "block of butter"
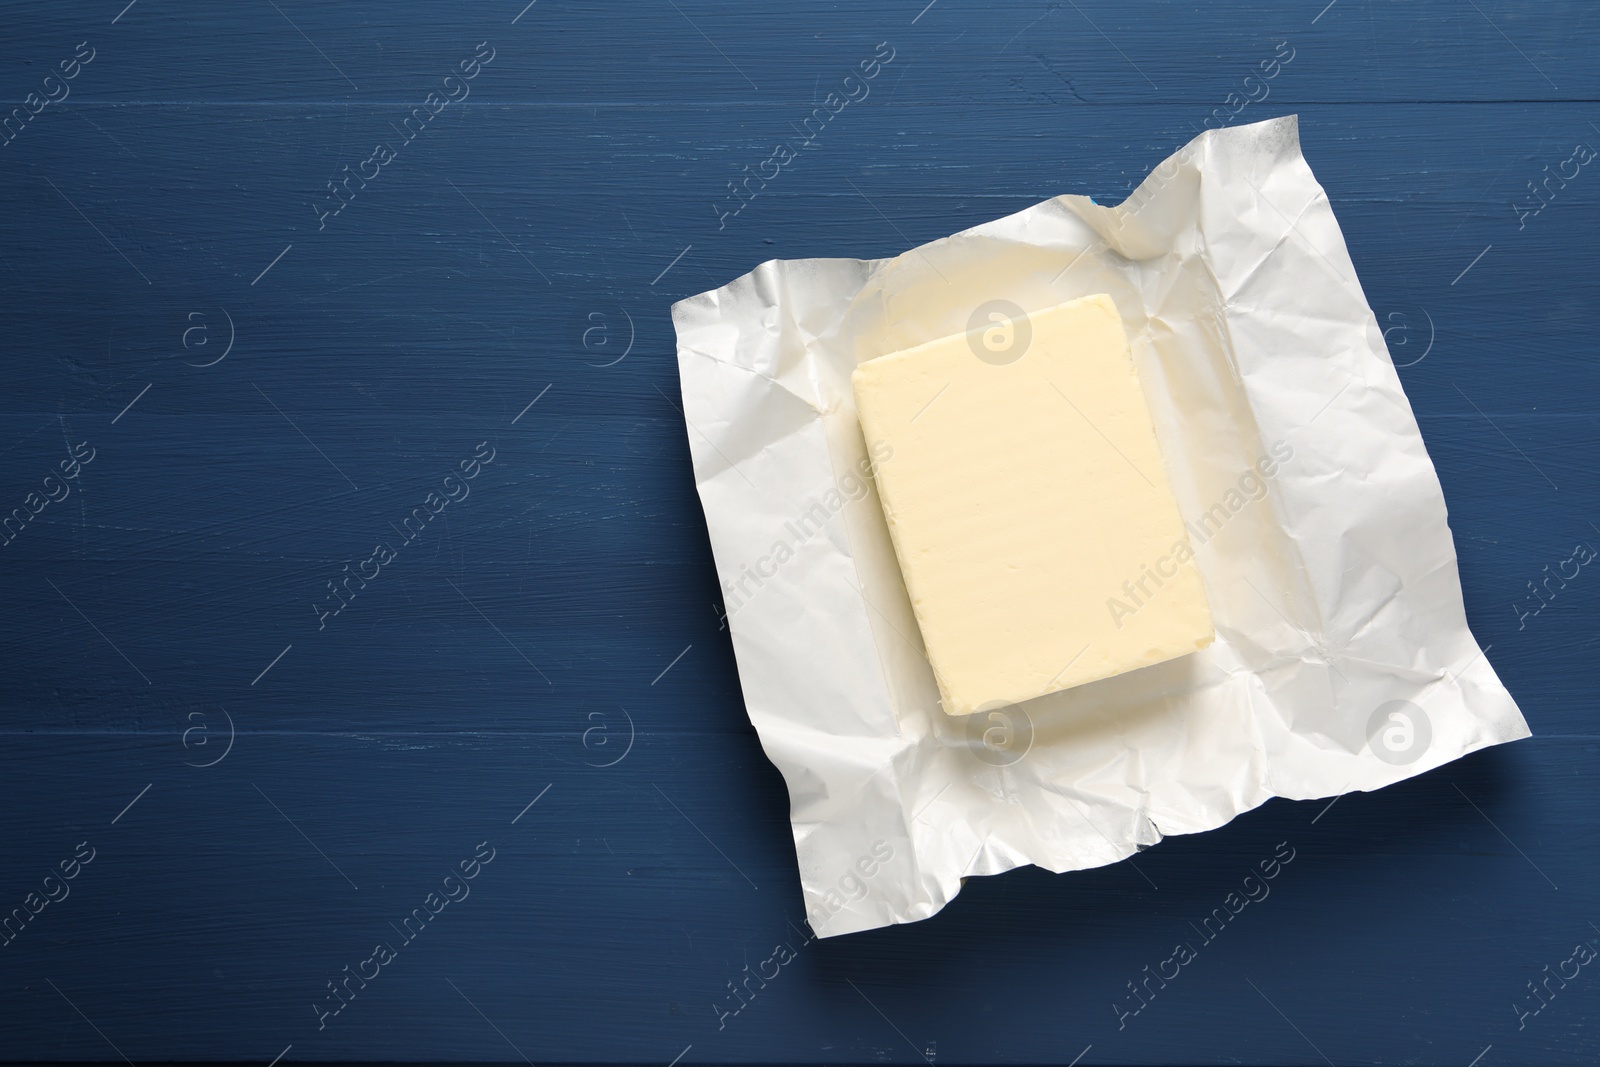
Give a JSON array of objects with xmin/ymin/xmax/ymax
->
[{"xmin": 851, "ymin": 293, "xmax": 1213, "ymax": 716}]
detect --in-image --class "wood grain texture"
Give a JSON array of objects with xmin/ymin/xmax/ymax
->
[{"xmin": 1, "ymin": 0, "xmax": 1596, "ymax": 1063}]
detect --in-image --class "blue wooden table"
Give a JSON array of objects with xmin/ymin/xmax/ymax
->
[{"xmin": 2, "ymin": 1, "xmax": 1596, "ymax": 1063}]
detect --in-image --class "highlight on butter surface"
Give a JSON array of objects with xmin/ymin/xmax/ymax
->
[{"xmin": 851, "ymin": 294, "xmax": 1213, "ymax": 716}]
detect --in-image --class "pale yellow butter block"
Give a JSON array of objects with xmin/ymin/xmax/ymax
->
[{"xmin": 851, "ymin": 293, "xmax": 1213, "ymax": 716}]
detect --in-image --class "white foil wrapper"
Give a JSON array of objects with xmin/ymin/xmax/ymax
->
[{"xmin": 671, "ymin": 115, "xmax": 1529, "ymax": 938}]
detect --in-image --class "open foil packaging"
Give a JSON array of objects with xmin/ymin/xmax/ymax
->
[{"xmin": 671, "ymin": 116, "xmax": 1529, "ymax": 937}]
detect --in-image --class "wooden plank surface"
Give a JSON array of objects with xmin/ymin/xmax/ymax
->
[{"xmin": 1, "ymin": 1, "xmax": 1597, "ymax": 1063}]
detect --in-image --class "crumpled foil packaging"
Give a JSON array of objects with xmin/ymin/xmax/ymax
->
[{"xmin": 671, "ymin": 115, "xmax": 1529, "ymax": 938}]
